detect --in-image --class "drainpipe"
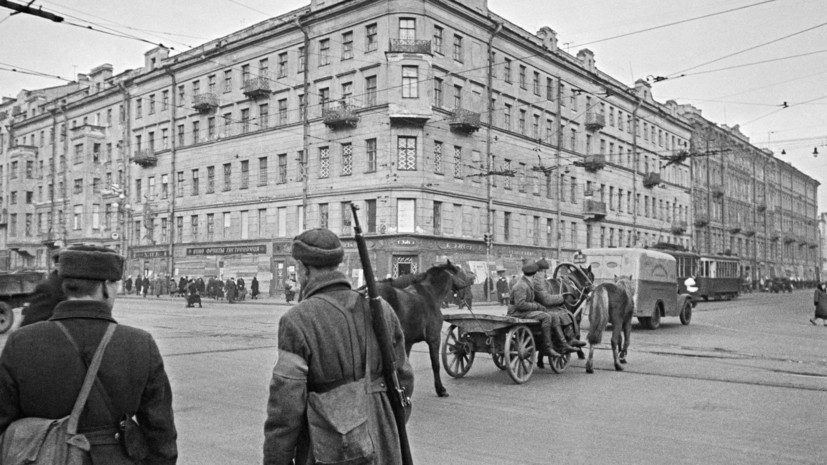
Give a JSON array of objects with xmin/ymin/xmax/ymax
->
[
  {"xmin": 60, "ymin": 105, "xmax": 69, "ymax": 244},
  {"xmin": 118, "ymin": 81, "xmax": 132, "ymax": 263},
  {"xmin": 163, "ymin": 66, "xmax": 178, "ymax": 278},
  {"xmin": 485, "ymin": 20, "xmax": 502, "ymax": 277},
  {"xmin": 555, "ymin": 75, "xmax": 563, "ymax": 259},
  {"xmin": 48, "ymin": 108, "xmax": 58, "ymax": 265},
  {"xmin": 631, "ymin": 97, "xmax": 642, "ymax": 244},
  {"xmin": 296, "ymin": 13, "xmax": 311, "ymax": 231}
]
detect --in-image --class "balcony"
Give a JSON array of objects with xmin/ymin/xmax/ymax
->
[
  {"xmin": 70, "ymin": 123, "xmax": 106, "ymax": 141},
  {"xmin": 770, "ymin": 229, "xmax": 780, "ymax": 241},
  {"xmin": 670, "ymin": 220, "xmax": 688, "ymax": 235},
  {"xmin": 323, "ymin": 102, "xmax": 359, "ymax": 129},
  {"xmin": 8, "ymin": 145, "xmax": 38, "ymax": 158},
  {"xmin": 131, "ymin": 149, "xmax": 157, "ymax": 168},
  {"xmin": 242, "ymin": 77, "xmax": 271, "ymax": 99},
  {"xmin": 757, "ymin": 202, "xmax": 767, "ymax": 212},
  {"xmin": 388, "ymin": 39, "xmax": 432, "ymax": 54},
  {"xmin": 711, "ymin": 184, "xmax": 724, "ymax": 198},
  {"xmin": 728, "ymin": 224, "xmax": 742, "ymax": 234},
  {"xmin": 583, "ymin": 199, "xmax": 607, "ymax": 221},
  {"xmin": 584, "ymin": 112, "xmax": 605, "ymax": 131},
  {"xmin": 642, "ymin": 172, "xmax": 661, "ymax": 188},
  {"xmin": 742, "ymin": 227, "xmax": 755, "ymax": 237},
  {"xmin": 0, "ymin": 209, "xmax": 7, "ymax": 226},
  {"xmin": 582, "ymin": 154, "xmax": 606, "ymax": 172},
  {"xmin": 193, "ymin": 93, "xmax": 219, "ymax": 113},
  {"xmin": 694, "ymin": 214, "xmax": 709, "ymax": 227},
  {"xmin": 448, "ymin": 108, "xmax": 481, "ymax": 134},
  {"xmin": 783, "ymin": 234, "xmax": 795, "ymax": 244}
]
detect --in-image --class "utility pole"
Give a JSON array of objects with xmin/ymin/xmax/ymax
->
[
  {"xmin": 631, "ymin": 97, "xmax": 642, "ymax": 245},
  {"xmin": 296, "ymin": 14, "xmax": 310, "ymax": 231},
  {"xmin": 485, "ymin": 20, "xmax": 502, "ymax": 290},
  {"xmin": 555, "ymin": 75, "xmax": 563, "ymax": 260},
  {"xmin": 164, "ymin": 64, "xmax": 177, "ymax": 278}
]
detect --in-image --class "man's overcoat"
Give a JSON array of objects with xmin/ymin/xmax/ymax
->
[
  {"xmin": 263, "ymin": 270, "xmax": 414, "ymax": 465},
  {"xmin": 0, "ymin": 300, "xmax": 178, "ymax": 465}
]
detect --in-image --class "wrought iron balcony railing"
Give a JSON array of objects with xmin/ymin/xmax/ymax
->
[
  {"xmin": 389, "ymin": 39, "xmax": 432, "ymax": 54},
  {"xmin": 322, "ymin": 102, "xmax": 359, "ymax": 129},
  {"xmin": 193, "ymin": 93, "xmax": 219, "ymax": 113},
  {"xmin": 448, "ymin": 108, "xmax": 481, "ymax": 134},
  {"xmin": 584, "ymin": 112, "xmax": 605, "ymax": 131},
  {"xmin": 643, "ymin": 172, "xmax": 661, "ymax": 188},
  {"xmin": 242, "ymin": 77, "xmax": 271, "ymax": 99}
]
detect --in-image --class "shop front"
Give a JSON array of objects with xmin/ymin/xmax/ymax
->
[
  {"xmin": 128, "ymin": 248, "xmax": 169, "ymax": 280},
  {"xmin": 177, "ymin": 242, "xmax": 273, "ymax": 296}
]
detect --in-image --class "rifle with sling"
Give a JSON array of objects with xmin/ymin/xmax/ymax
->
[{"xmin": 350, "ymin": 204, "xmax": 414, "ymax": 465}]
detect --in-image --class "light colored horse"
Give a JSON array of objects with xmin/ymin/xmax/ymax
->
[{"xmin": 582, "ymin": 277, "xmax": 635, "ymax": 374}]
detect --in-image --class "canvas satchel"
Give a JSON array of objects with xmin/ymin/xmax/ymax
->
[
  {"xmin": 305, "ymin": 293, "xmax": 375, "ymax": 465},
  {"xmin": 0, "ymin": 323, "xmax": 117, "ymax": 465}
]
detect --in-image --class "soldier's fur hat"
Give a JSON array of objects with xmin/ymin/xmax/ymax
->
[
  {"xmin": 59, "ymin": 245, "xmax": 125, "ymax": 281},
  {"xmin": 292, "ymin": 228, "xmax": 344, "ymax": 267}
]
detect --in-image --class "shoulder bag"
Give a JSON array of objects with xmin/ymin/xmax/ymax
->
[
  {"xmin": 0, "ymin": 323, "xmax": 117, "ymax": 465},
  {"xmin": 305, "ymin": 292, "xmax": 376, "ymax": 465}
]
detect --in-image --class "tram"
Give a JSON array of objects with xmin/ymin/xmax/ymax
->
[{"xmin": 650, "ymin": 245, "xmax": 740, "ymax": 301}]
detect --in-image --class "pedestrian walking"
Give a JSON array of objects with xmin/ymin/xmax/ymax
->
[
  {"xmin": 811, "ymin": 283, "xmax": 827, "ymax": 326},
  {"xmin": 263, "ymin": 228, "xmax": 414, "ymax": 465},
  {"xmin": 142, "ymin": 275, "xmax": 150, "ymax": 298},
  {"xmin": 0, "ymin": 245, "xmax": 178, "ymax": 463},
  {"xmin": 124, "ymin": 275, "xmax": 133, "ymax": 295},
  {"xmin": 251, "ymin": 276, "xmax": 260, "ymax": 300},
  {"xmin": 495, "ymin": 267, "xmax": 510, "ymax": 305},
  {"xmin": 284, "ymin": 276, "xmax": 297, "ymax": 303}
]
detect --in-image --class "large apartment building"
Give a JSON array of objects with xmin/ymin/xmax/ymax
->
[{"xmin": 0, "ymin": 0, "xmax": 816, "ymax": 294}]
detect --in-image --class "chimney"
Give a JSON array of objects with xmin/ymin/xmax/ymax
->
[
  {"xmin": 537, "ymin": 27, "xmax": 558, "ymax": 52},
  {"xmin": 144, "ymin": 46, "xmax": 170, "ymax": 72},
  {"xmin": 577, "ymin": 49, "xmax": 595, "ymax": 73},
  {"xmin": 634, "ymin": 78, "xmax": 652, "ymax": 102}
]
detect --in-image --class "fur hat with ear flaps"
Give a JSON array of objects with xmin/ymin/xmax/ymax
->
[
  {"xmin": 291, "ymin": 228, "xmax": 344, "ymax": 267},
  {"xmin": 58, "ymin": 245, "xmax": 125, "ymax": 281}
]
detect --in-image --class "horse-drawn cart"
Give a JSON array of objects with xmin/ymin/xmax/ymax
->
[
  {"xmin": 0, "ymin": 271, "xmax": 47, "ymax": 334},
  {"xmin": 441, "ymin": 313, "xmax": 570, "ymax": 384}
]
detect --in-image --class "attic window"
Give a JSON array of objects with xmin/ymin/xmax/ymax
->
[{"xmin": 150, "ymin": 57, "xmax": 156, "ymax": 70}]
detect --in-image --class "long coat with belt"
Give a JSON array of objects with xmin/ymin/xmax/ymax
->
[
  {"xmin": 0, "ymin": 300, "xmax": 178, "ymax": 464},
  {"xmin": 263, "ymin": 269, "xmax": 414, "ymax": 465}
]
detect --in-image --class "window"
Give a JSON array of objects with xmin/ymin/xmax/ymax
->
[
  {"xmin": 341, "ymin": 202, "xmax": 352, "ymax": 230},
  {"xmin": 433, "ymin": 78, "xmax": 443, "ymax": 107},
  {"xmin": 399, "ymin": 18, "xmax": 415, "ymax": 40},
  {"xmin": 519, "ymin": 66, "xmax": 526, "ymax": 89},
  {"xmin": 177, "ymin": 125, "xmax": 185, "ymax": 146},
  {"xmin": 433, "ymin": 141, "xmax": 443, "ymax": 174},
  {"xmin": 207, "ymin": 214, "xmax": 214, "ymax": 237},
  {"xmin": 518, "ymin": 110, "xmax": 526, "ymax": 134},
  {"xmin": 259, "ymin": 58, "xmax": 269, "ymax": 77},
  {"xmin": 207, "ymin": 166, "xmax": 215, "ymax": 193},
  {"xmin": 258, "ymin": 208, "xmax": 267, "ymax": 237},
  {"xmin": 453, "ymin": 146, "xmax": 462, "ymax": 178},
  {"xmin": 258, "ymin": 157, "xmax": 268, "ymax": 186},
  {"xmin": 242, "ymin": 64, "xmax": 251, "ymax": 82},
  {"xmin": 342, "ymin": 31, "xmax": 353, "ymax": 60},
  {"xmin": 433, "ymin": 201, "xmax": 442, "ymax": 234},
  {"xmin": 319, "ymin": 203, "xmax": 329, "ymax": 229},
  {"xmin": 504, "ymin": 58, "xmax": 512, "ymax": 83},
  {"xmin": 223, "ymin": 163, "xmax": 232, "ymax": 191},
  {"xmin": 397, "ymin": 199, "xmax": 416, "ymax": 233},
  {"xmin": 74, "ymin": 178, "xmax": 83, "ymax": 194},
  {"xmin": 278, "ymin": 154, "xmax": 287, "ymax": 183},
  {"xmin": 570, "ymin": 176, "xmax": 577, "ymax": 203},
  {"xmin": 452, "ymin": 34, "xmax": 463, "ymax": 62},
  {"xmin": 341, "ymin": 82, "xmax": 353, "ymax": 106},
  {"xmin": 162, "ymin": 129, "xmax": 169, "ymax": 150},
  {"xmin": 504, "ymin": 104, "xmax": 511, "ymax": 130},
  {"xmin": 366, "ymin": 23, "xmax": 377, "ymax": 51},
  {"xmin": 397, "ymin": 136, "xmax": 416, "ymax": 171},
  {"xmin": 319, "ymin": 38, "xmax": 330, "ymax": 66},
  {"xmin": 277, "ymin": 53, "xmax": 287, "ymax": 78},
  {"xmin": 190, "ymin": 169, "xmax": 199, "ymax": 195},
  {"xmin": 453, "ymin": 85, "xmax": 462, "ymax": 109},
  {"xmin": 341, "ymin": 143, "xmax": 353, "ymax": 175},
  {"xmin": 546, "ymin": 77, "xmax": 554, "ymax": 101},
  {"xmin": 299, "ymin": 46, "xmax": 305, "ymax": 73},
  {"xmin": 223, "ymin": 70, "xmax": 232, "ymax": 93},
  {"xmin": 207, "ymin": 76, "xmax": 215, "ymax": 93},
  {"xmin": 161, "ymin": 174, "xmax": 169, "ymax": 199},
  {"xmin": 433, "ymin": 26, "xmax": 443, "ymax": 54},
  {"xmin": 366, "ymin": 139, "xmax": 377, "ymax": 172},
  {"xmin": 259, "ymin": 103, "xmax": 269, "ymax": 128},
  {"xmin": 278, "ymin": 99, "xmax": 288, "ymax": 125},
  {"xmin": 402, "ymin": 66, "xmax": 418, "ymax": 98},
  {"xmin": 73, "ymin": 205, "xmax": 82, "ymax": 230},
  {"xmin": 319, "ymin": 87, "xmax": 330, "ymax": 111},
  {"xmin": 504, "ymin": 212, "xmax": 511, "ymax": 241},
  {"xmin": 241, "ymin": 108, "xmax": 250, "ymax": 133},
  {"xmin": 135, "ymin": 98, "xmax": 142, "ymax": 118},
  {"xmin": 223, "ymin": 212, "xmax": 231, "ymax": 234},
  {"xmin": 365, "ymin": 76, "xmax": 377, "ymax": 106},
  {"xmin": 533, "ymin": 72, "xmax": 540, "ymax": 95},
  {"xmin": 135, "ymin": 179, "xmax": 142, "ymax": 200},
  {"xmin": 241, "ymin": 160, "xmax": 249, "ymax": 189},
  {"xmin": 148, "ymin": 94, "xmax": 155, "ymax": 114},
  {"xmin": 192, "ymin": 121, "xmax": 200, "ymax": 143}
]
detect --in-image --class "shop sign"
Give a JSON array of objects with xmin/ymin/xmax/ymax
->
[
  {"xmin": 186, "ymin": 244, "xmax": 267, "ymax": 256},
  {"xmin": 438, "ymin": 241, "xmax": 483, "ymax": 252},
  {"xmin": 132, "ymin": 250, "xmax": 169, "ymax": 258},
  {"xmin": 396, "ymin": 238, "xmax": 417, "ymax": 247}
]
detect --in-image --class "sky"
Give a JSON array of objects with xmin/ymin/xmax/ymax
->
[{"xmin": 2, "ymin": 0, "xmax": 826, "ymax": 205}]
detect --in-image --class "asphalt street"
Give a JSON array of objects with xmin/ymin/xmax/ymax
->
[{"xmin": 2, "ymin": 290, "xmax": 826, "ymax": 464}]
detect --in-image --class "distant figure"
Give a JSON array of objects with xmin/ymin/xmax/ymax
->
[
  {"xmin": 226, "ymin": 277, "xmax": 237, "ymax": 304},
  {"xmin": 187, "ymin": 279, "xmax": 202, "ymax": 308},
  {"xmin": 251, "ymin": 276, "xmax": 260, "ymax": 299},
  {"xmin": 495, "ymin": 268, "xmax": 510, "ymax": 305},
  {"xmin": 142, "ymin": 275, "xmax": 150, "ymax": 298},
  {"xmin": 284, "ymin": 277, "xmax": 297, "ymax": 303},
  {"xmin": 811, "ymin": 283, "xmax": 827, "ymax": 326},
  {"xmin": 135, "ymin": 276, "xmax": 143, "ymax": 295},
  {"xmin": 124, "ymin": 275, "xmax": 133, "ymax": 294}
]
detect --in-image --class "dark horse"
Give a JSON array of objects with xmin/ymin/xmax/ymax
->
[
  {"xmin": 582, "ymin": 277, "xmax": 635, "ymax": 374},
  {"xmin": 373, "ymin": 261, "xmax": 470, "ymax": 397}
]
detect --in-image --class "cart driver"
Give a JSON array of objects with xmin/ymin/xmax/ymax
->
[
  {"xmin": 507, "ymin": 263, "xmax": 561, "ymax": 358},
  {"xmin": 533, "ymin": 259, "xmax": 585, "ymax": 353}
]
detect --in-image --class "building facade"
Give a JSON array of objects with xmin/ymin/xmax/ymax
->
[{"xmin": 1, "ymin": 0, "xmax": 814, "ymax": 296}]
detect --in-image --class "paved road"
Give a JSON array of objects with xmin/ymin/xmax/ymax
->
[{"xmin": 3, "ymin": 290, "xmax": 826, "ymax": 464}]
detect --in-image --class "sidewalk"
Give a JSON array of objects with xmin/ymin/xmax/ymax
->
[{"xmin": 120, "ymin": 293, "xmax": 508, "ymax": 309}]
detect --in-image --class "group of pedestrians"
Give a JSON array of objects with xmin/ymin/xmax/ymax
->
[{"xmin": 0, "ymin": 228, "xmax": 413, "ymax": 464}]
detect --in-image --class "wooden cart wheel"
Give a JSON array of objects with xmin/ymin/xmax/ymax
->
[
  {"xmin": 441, "ymin": 324, "xmax": 475, "ymax": 378},
  {"xmin": 504, "ymin": 325, "xmax": 535, "ymax": 384},
  {"xmin": 548, "ymin": 352, "xmax": 571, "ymax": 374},
  {"xmin": 492, "ymin": 352, "xmax": 507, "ymax": 370},
  {"xmin": 0, "ymin": 302, "xmax": 13, "ymax": 334}
]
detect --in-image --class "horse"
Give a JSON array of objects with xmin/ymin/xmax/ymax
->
[
  {"xmin": 373, "ymin": 260, "xmax": 470, "ymax": 397},
  {"xmin": 581, "ymin": 277, "xmax": 635, "ymax": 374}
]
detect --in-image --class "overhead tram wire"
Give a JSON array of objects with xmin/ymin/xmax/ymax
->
[
  {"xmin": 666, "ymin": 20, "xmax": 827, "ymax": 78},
  {"xmin": 663, "ymin": 48, "xmax": 827, "ymax": 83},
  {"xmin": 570, "ymin": 0, "xmax": 777, "ymax": 48}
]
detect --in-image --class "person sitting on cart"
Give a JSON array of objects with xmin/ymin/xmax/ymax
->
[
  {"xmin": 533, "ymin": 259, "xmax": 585, "ymax": 352},
  {"xmin": 508, "ymin": 263, "xmax": 567, "ymax": 358}
]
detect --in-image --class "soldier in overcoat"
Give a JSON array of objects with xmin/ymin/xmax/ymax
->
[
  {"xmin": 0, "ymin": 245, "xmax": 178, "ymax": 464},
  {"xmin": 263, "ymin": 228, "xmax": 414, "ymax": 465}
]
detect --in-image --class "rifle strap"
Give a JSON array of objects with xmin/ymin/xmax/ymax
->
[{"xmin": 56, "ymin": 322, "xmax": 117, "ymax": 435}]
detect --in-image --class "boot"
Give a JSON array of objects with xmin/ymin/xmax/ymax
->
[
  {"xmin": 552, "ymin": 325, "xmax": 579, "ymax": 354},
  {"xmin": 539, "ymin": 326, "xmax": 562, "ymax": 358},
  {"xmin": 564, "ymin": 325, "xmax": 587, "ymax": 348}
]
